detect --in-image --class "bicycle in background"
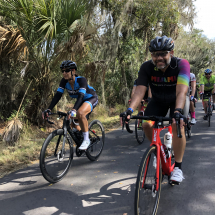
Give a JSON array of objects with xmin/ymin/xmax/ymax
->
[
  {"xmin": 135, "ymin": 100, "xmax": 147, "ymax": 144},
  {"xmin": 203, "ymin": 92, "xmax": 213, "ymax": 127}
]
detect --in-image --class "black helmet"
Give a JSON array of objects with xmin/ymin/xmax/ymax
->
[
  {"xmin": 149, "ymin": 36, "xmax": 174, "ymax": 52},
  {"xmin": 60, "ymin": 60, "xmax": 77, "ymax": 70}
]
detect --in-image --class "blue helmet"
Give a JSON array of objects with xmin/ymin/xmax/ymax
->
[
  {"xmin": 60, "ymin": 60, "xmax": 77, "ymax": 70},
  {"xmin": 204, "ymin": 69, "xmax": 212, "ymax": 74}
]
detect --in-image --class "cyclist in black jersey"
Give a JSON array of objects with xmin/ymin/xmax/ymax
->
[
  {"xmin": 121, "ymin": 36, "xmax": 190, "ymax": 184},
  {"xmin": 42, "ymin": 60, "xmax": 98, "ymax": 150}
]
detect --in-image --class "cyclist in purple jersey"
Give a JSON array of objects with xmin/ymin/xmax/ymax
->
[{"xmin": 122, "ymin": 36, "xmax": 190, "ymax": 184}]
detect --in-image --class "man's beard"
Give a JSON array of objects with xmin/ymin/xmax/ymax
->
[{"xmin": 152, "ymin": 57, "xmax": 171, "ymax": 69}]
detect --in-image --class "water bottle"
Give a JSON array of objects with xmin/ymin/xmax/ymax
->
[
  {"xmin": 164, "ymin": 132, "xmax": 172, "ymax": 149},
  {"xmin": 164, "ymin": 132, "xmax": 172, "ymax": 158}
]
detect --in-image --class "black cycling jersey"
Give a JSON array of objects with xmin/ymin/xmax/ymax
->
[
  {"xmin": 134, "ymin": 79, "xmax": 149, "ymax": 100},
  {"xmin": 137, "ymin": 57, "xmax": 190, "ymax": 103},
  {"xmin": 57, "ymin": 76, "xmax": 96, "ymax": 99}
]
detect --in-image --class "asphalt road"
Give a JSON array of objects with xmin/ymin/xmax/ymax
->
[{"xmin": 0, "ymin": 101, "xmax": 215, "ymax": 215}]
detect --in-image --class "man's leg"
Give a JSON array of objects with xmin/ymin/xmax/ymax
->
[
  {"xmin": 172, "ymin": 122, "xmax": 186, "ymax": 164},
  {"xmin": 190, "ymin": 101, "xmax": 196, "ymax": 124},
  {"xmin": 142, "ymin": 121, "xmax": 154, "ymax": 141}
]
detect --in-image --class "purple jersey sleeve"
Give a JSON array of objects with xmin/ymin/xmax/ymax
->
[{"xmin": 177, "ymin": 59, "xmax": 190, "ymax": 86}]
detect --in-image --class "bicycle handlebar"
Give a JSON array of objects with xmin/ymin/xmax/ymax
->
[
  {"xmin": 45, "ymin": 111, "xmax": 68, "ymax": 124},
  {"xmin": 121, "ymin": 114, "xmax": 182, "ymax": 138}
]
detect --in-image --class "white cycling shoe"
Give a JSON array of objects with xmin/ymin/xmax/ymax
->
[
  {"xmin": 191, "ymin": 118, "xmax": 196, "ymax": 124},
  {"xmin": 79, "ymin": 140, "xmax": 90, "ymax": 150},
  {"xmin": 170, "ymin": 167, "xmax": 185, "ymax": 184}
]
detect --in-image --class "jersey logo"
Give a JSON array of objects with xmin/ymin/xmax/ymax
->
[
  {"xmin": 67, "ymin": 89, "xmax": 79, "ymax": 94},
  {"xmin": 151, "ymin": 76, "xmax": 177, "ymax": 83},
  {"xmin": 154, "ymin": 67, "xmax": 159, "ymax": 71}
]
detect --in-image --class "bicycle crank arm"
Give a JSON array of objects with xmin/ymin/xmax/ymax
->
[{"xmin": 87, "ymin": 140, "xmax": 99, "ymax": 149}]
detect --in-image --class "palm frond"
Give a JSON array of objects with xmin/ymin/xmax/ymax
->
[{"xmin": 0, "ymin": 25, "xmax": 28, "ymax": 60}]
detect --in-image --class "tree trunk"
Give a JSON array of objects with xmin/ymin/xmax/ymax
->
[{"xmin": 100, "ymin": 67, "xmax": 106, "ymax": 106}]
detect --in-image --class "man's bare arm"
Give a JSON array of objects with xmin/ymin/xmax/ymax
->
[
  {"xmin": 129, "ymin": 85, "xmax": 147, "ymax": 111},
  {"xmin": 131, "ymin": 86, "xmax": 136, "ymax": 98},
  {"xmin": 175, "ymin": 84, "xmax": 189, "ymax": 109},
  {"xmin": 191, "ymin": 81, "xmax": 196, "ymax": 97}
]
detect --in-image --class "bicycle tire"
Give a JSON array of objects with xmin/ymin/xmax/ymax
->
[
  {"xmin": 40, "ymin": 129, "xmax": 73, "ymax": 183},
  {"xmin": 135, "ymin": 112, "xmax": 145, "ymax": 144},
  {"xmin": 208, "ymin": 106, "xmax": 211, "ymax": 127},
  {"xmin": 135, "ymin": 145, "xmax": 161, "ymax": 215},
  {"xmin": 86, "ymin": 120, "xmax": 105, "ymax": 161},
  {"xmin": 187, "ymin": 124, "xmax": 191, "ymax": 138}
]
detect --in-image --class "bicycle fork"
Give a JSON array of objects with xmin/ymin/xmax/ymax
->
[{"xmin": 54, "ymin": 117, "xmax": 70, "ymax": 161}]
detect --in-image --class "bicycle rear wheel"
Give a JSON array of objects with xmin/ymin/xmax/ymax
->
[
  {"xmin": 135, "ymin": 112, "xmax": 145, "ymax": 144},
  {"xmin": 135, "ymin": 145, "xmax": 161, "ymax": 215},
  {"xmin": 86, "ymin": 120, "xmax": 105, "ymax": 161},
  {"xmin": 40, "ymin": 129, "xmax": 73, "ymax": 183},
  {"xmin": 186, "ymin": 114, "xmax": 192, "ymax": 138},
  {"xmin": 208, "ymin": 106, "xmax": 211, "ymax": 127}
]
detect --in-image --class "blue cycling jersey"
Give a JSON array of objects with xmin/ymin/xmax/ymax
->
[{"xmin": 57, "ymin": 76, "xmax": 96, "ymax": 100}]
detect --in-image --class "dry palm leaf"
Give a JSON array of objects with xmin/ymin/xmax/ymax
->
[
  {"xmin": 0, "ymin": 25, "xmax": 28, "ymax": 61},
  {"xmin": 2, "ymin": 119, "xmax": 23, "ymax": 144},
  {"xmin": 2, "ymin": 80, "xmax": 32, "ymax": 145}
]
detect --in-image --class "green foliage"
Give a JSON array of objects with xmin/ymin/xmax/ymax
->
[
  {"xmin": 174, "ymin": 28, "xmax": 215, "ymax": 81},
  {"xmin": 0, "ymin": 0, "xmax": 209, "ymax": 125}
]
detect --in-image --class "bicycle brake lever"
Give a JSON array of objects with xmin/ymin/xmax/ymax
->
[{"xmin": 47, "ymin": 117, "xmax": 54, "ymax": 124}]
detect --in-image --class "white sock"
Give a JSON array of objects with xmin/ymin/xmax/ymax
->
[{"xmin": 83, "ymin": 131, "xmax": 89, "ymax": 141}]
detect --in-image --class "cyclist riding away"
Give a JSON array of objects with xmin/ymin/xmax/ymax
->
[
  {"xmin": 189, "ymin": 73, "xmax": 197, "ymax": 124},
  {"xmin": 121, "ymin": 36, "xmax": 190, "ymax": 184},
  {"xmin": 200, "ymin": 69, "xmax": 215, "ymax": 120},
  {"xmin": 42, "ymin": 60, "xmax": 98, "ymax": 150}
]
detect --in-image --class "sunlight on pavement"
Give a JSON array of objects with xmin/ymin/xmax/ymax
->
[
  {"xmin": 82, "ymin": 199, "xmax": 103, "ymax": 207},
  {"xmin": 23, "ymin": 206, "xmax": 58, "ymax": 215}
]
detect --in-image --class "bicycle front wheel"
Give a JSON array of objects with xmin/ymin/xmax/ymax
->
[
  {"xmin": 135, "ymin": 145, "xmax": 161, "ymax": 215},
  {"xmin": 86, "ymin": 120, "xmax": 105, "ymax": 161},
  {"xmin": 135, "ymin": 112, "xmax": 145, "ymax": 144},
  {"xmin": 40, "ymin": 129, "xmax": 73, "ymax": 183}
]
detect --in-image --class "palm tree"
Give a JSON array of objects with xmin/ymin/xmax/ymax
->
[
  {"xmin": 0, "ymin": 0, "xmax": 95, "ymax": 123},
  {"xmin": 0, "ymin": 23, "xmax": 28, "ymax": 119}
]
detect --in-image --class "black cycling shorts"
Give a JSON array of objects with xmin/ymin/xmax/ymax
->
[
  {"xmin": 144, "ymin": 99, "xmax": 175, "ymax": 118},
  {"xmin": 144, "ymin": 90, "xmax": 148, "ymax": 100},
  {"xmin": 82, "ymin": 96, "xmax": 98, "ymax": 111},
  {"xmin": 73, "ymin": 96, "xmax": 98, "ymax": 122},
  {"xmin": 203, "ymin": 90, "xmax": 213, "ymax": 101}
]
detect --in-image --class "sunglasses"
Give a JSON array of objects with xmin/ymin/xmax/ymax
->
[
  {"xmin": 61, "ymin": 69, "xmax": 71, "ymax": 73},
  {"xmin": 151, "ymin": 51, "xmax": 170, "ymax": 58},
  {"xmin": 205, "ymin": 73, "xmax": 212, "ymax": 75}
]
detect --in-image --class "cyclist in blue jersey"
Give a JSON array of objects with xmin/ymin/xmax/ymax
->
[{"xmin": 42, "ymin": 60, "xmax": 98, "ymax": 150}]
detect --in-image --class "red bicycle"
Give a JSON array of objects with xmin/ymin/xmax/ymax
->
[{"xmin": 121, "ymin": 114, "xmax": 182, "ymax": 215}]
